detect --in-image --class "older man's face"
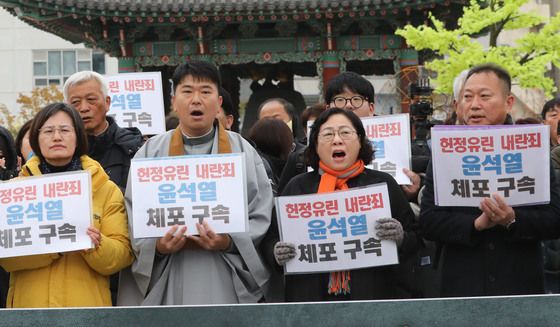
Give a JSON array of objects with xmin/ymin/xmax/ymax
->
[
  {"xmin": 461, "ymin": 72, "xmax": 514, "ymax": 126},
  {"xmin": 66, "ymin": 79, "xmax": 110, "ymax": 136}
]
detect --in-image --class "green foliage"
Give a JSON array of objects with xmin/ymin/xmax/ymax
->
[
  {"xmin": 0, "ymin": 85, "xmax": 63, "ymax": 137},
  {"xmin": 395, "ymin": 0, "xmax": 560, "ymax": 96}
]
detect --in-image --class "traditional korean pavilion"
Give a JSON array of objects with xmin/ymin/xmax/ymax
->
[{"xmin": 0, "ymin": 0, "xmax": 466, "ymax": 125}]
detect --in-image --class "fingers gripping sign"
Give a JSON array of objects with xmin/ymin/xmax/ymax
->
[
  {"xmin": 480, "ymin": 193, "xmax": 516, "ymax": 226},
  {"xmin": 156, "ymin": 225, "xmax": 188, "ymax": 254},
  {"xmin": 187, "ymin": 220, "xmax": 232, "ymax": 251},
  {"xmin": 476, "ymin": 193, "xmax": 515, "ymax": 231}
]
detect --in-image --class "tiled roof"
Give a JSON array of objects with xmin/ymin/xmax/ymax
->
[{"xmin": 2, "ymin": 0, "xmax": 450, "ymax": 15}]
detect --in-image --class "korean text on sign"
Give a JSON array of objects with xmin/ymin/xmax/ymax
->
[
  {"xmin": 276, "ymin": 183, "xmax": 398, "ymax": 274},
  {"xmin": 130, "ymin": 153, "xmax": 248, "ymax": 239},
  {"xmin": 0, "ymin": 171, "xmax": 93, "ymax": 258},
  {"xmin": 431, "ymin": 124, "xmax": 549, "ymax": 207}
]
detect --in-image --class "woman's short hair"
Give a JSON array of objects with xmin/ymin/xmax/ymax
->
[
  {"xmin": 248, "ymin": 118, "xmax": 294, "ymax": 161},
  {"xmin": 29, "ymin": 102, "xmax": 88, "ymax": 163},
  {"xmin": 15, "ymin": 119, "xmax": 33, "ymax": 161},
  {"xmin": 305, "ymin": 108, "xmax": 374, "ymax": 170}
]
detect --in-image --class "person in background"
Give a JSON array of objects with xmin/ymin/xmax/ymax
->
[
  {"xmin": 0, "ymin": 125, "xmax": 18, "ymax": 307},
  {"xmin": 217, "ymin": 87, "xmax": 236, "ymax": 131},
  {"xmin": 248, "ymin": 118, "xmax": 294, "ymax": 183},
  {"xmin": 0, "ymin": 126, "xmax": 18, "ymax": 181},
  {"xmin": 300, "ymin": 103, "xmax": 327, "ymax": 140},
  {"xmin": 63, "ymin": 71, "xmax": 144, "ymax": 193},
  {"xmin": 165, "ymin": 112, "xmax": 180, "ymax": 131},
  {"xmin": 258, "ymin": 98, "xmax": 305, "ymax": 144},
  {"xmin": 0, "ymin": 102, "xmax": 133, "ymax": 307},
  {"xmin": 271, "ymin": 108, "xmax": 416, "ymax": 301},
  {"xmin": 542, "ymin": 98, "xmax": 560, "ymax": 148},
  {"xmin": 15, "ymin": 120, "xmax": 34, "ymax": 168}
]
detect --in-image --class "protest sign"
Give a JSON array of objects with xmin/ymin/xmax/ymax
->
[
  {"xmin": 362, "ymin": 114, "xmax": 412, "ymax": 184},
  {"xmin": 0, "ymin": 171, "xmax": 93, "ymax": 258},
  {"xmin": 431, "ymin": 124, "xmax": 549, "ymax": 206},
  {"xmin": 130, "ymin": 153, "xmax": 247, "ymax": 238},
  {"xmin": 106, "ymin": 71, "xmax": 165, "ymax": 135},
  {"xmin": 276, "ymin": 183, "xmax": 398, "ymax": 274}
]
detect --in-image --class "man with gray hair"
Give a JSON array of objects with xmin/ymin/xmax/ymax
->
[
  {"xmin": 63, "ymin": 71, "xmax": 143, "ymax": 193},
  {"xmin": 63, "ymin": 71, "xmax": 143, "ymax": 306}
]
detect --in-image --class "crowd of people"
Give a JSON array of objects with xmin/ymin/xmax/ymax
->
[{"xmin": 0, "ymin": 60, "xmax": 559, "ymax": 308}]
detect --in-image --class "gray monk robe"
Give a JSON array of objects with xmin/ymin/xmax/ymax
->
[{"xmin": 117, "ymin": 123, "xmax": 273, "ymax": 305}]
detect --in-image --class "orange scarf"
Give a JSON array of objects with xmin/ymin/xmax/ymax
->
[
  {"xmin": 168, "ymin": 122, "xmax": 232, "ymax": 156},
  {"xmin": 318, "ymin": 160, "xmax": 365, "ymax": 296}
]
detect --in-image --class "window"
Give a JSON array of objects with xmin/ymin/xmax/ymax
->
[{"xmin": 32, "ymin": 49, "xmax": 106, "ymax": 87}]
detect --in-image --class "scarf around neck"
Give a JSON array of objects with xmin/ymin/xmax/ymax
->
[
  {"xmin": 168, "ymin": 121, "xmax": 232, "ymax": 156},
  {"xmin": 317, "ymin": 159, "xmax": 365, "ymax": 296}
]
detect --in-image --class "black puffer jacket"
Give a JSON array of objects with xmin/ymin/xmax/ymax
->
[{"xmin": 87, "ymin": 116, "xmax": 143, "ymax": 192}]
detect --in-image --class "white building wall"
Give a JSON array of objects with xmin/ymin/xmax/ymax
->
[{"xmin": 0, "ymin": 8, "xmax": 118, "ymax": 114}]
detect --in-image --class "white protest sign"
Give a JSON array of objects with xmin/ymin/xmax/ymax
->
[
  {"xmin": 276, "ymin": 183, "xmax": 398, "ymax": 274},
  {"xmin": 362, "ymin": 114, "xmax": 412, "ymax": 185},
  {"xmin": 307, "ymin": 114, "xmax": 412, "ymax": 184},
  {"xmin": 0, "ymin": 171, "xmax": 93, "ymax": 258},
  {"xmin": 130, "ymin": 153, "xmax": 248, "ymax": 238},
  {"xmin": 106, "ymin": 71, "xmax": 166, "ymax": 135},
  {"xmin": 431, "ymin": 124, "xmax": 549, "ymax": 207}
]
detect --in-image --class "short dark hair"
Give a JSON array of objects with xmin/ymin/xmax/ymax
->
[
  {"xmin": 542, "ymin": 98, "xmax": 560, "ymax": 119},
  {"xmin": 29, "ymin": 102, "xmax": 88, "ymax": 163},
  {"xmin": 15, "ymin": 119, "xmax": 33, "ymax": 161},
  {"xmin": 305, "ymin": 107, "xmax": 374, "ymax": 170},
  {"xmin": 248, "ymin": 118, "xmax": 294, "ymax": 161},
  {"xmin": 257, "ymin": 98, "xmax": 295, "ymax": 120},
  {"xmin": 171, "ymin": 61, "xmax": 221, "ymax": 93},
  {"xmin": 219, "ymin": 87, "xmax": 234, "ymax": 116},
  {"xmin": 466, "ymin": 63, "xmax": 511, "ymax": 96},
  {"xmin": 324, "ymin": 72, "xmax": 375, "ymax": 104},
  {"xmin": 300, "ymin": 103, "xmax": 327, "ymax": 131}
]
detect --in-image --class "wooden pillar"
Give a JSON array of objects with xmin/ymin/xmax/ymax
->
[{"xmin": 322, "ymin": 52, "xmax": 340, "ymax": 92}]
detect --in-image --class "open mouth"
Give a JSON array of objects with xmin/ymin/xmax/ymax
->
[
  {"xmin": 191, "ymin": 110, "xmax": 204, "ymax": 116},
  {"xmin": 332, "ymin": 150, "xmax": 346, "ymax": 159}
]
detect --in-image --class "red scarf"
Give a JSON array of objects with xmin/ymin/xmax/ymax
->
[{"xmin": 317, "ymin": 160, "xmax": 365, "ymax": 296}]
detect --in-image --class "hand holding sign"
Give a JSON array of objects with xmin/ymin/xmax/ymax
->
[
  {"xmin": 274, "ymin": 242, "xmax": 296, "ymax": 266},
  {"xmin": 86, "ymin": 226, "xmax": 102, "ymax": 247},
  {"xmin": 401, "ymin": 168, "xmax": 421, "ymax": 201},
  {"xmin": 187, "ymin": 221, "xmax": 231, "ymax": 251},
  {"xmin": 480, "ymin": 193, "xmax": 516, "ymax": 227},
  {"xmin": 156, "ymin": 225, "xmax": 187, "ymax": 254},
  {"xmin": 375, "ymin": 218, "xmax": 404, "ymax": 246}
]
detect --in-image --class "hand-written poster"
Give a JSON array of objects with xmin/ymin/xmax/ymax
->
[
  {"xmin": 106, "ymin": 71, "xmax": 166, "ymax": 135},
  {"xmin": 276, "ymin": 183, "xmax": 398, "ymax": 274},
  {"xmin": 130, "ymin": 153, "xmax": 248, "ymax": 238},
  {"xmin": 0, "ymin": 171, "xmax": 93, "ymax": 258},
  {"xmin": 431, "ymin": 124, "xmax": 549, "ymax": 207}
]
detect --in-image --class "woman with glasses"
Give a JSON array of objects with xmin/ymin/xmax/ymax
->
[
  {"xmin": 0, "ymin": 103, "xmax": 134, "ymax": 308},
  {"xmin": 271, "ymin": 108, "xmax": 416, "ymax": 301}
]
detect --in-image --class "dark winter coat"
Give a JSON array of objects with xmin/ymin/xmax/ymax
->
[
  {"xmin": 420, "ymin": 160, "xmax": 560, "ymax": 297},
  {"xmin": 87, "ymin": 116, "xmax": 143, "ymax": 192},
  {"xmin": 275, "ymin": 169, "xmax": 417, "ymax": 302}
]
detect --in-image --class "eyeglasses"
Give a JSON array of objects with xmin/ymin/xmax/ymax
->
[
  {"xmin": 39, "ymin": 125, "xmax": 75, "ymax": 138},
  {"xmin": 318, "ymin": 127, "xmax": 358, "ymax": 142},
  {"xmin": 331, "ymin": 96, "xmax": 367, "ymax": 110}
]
